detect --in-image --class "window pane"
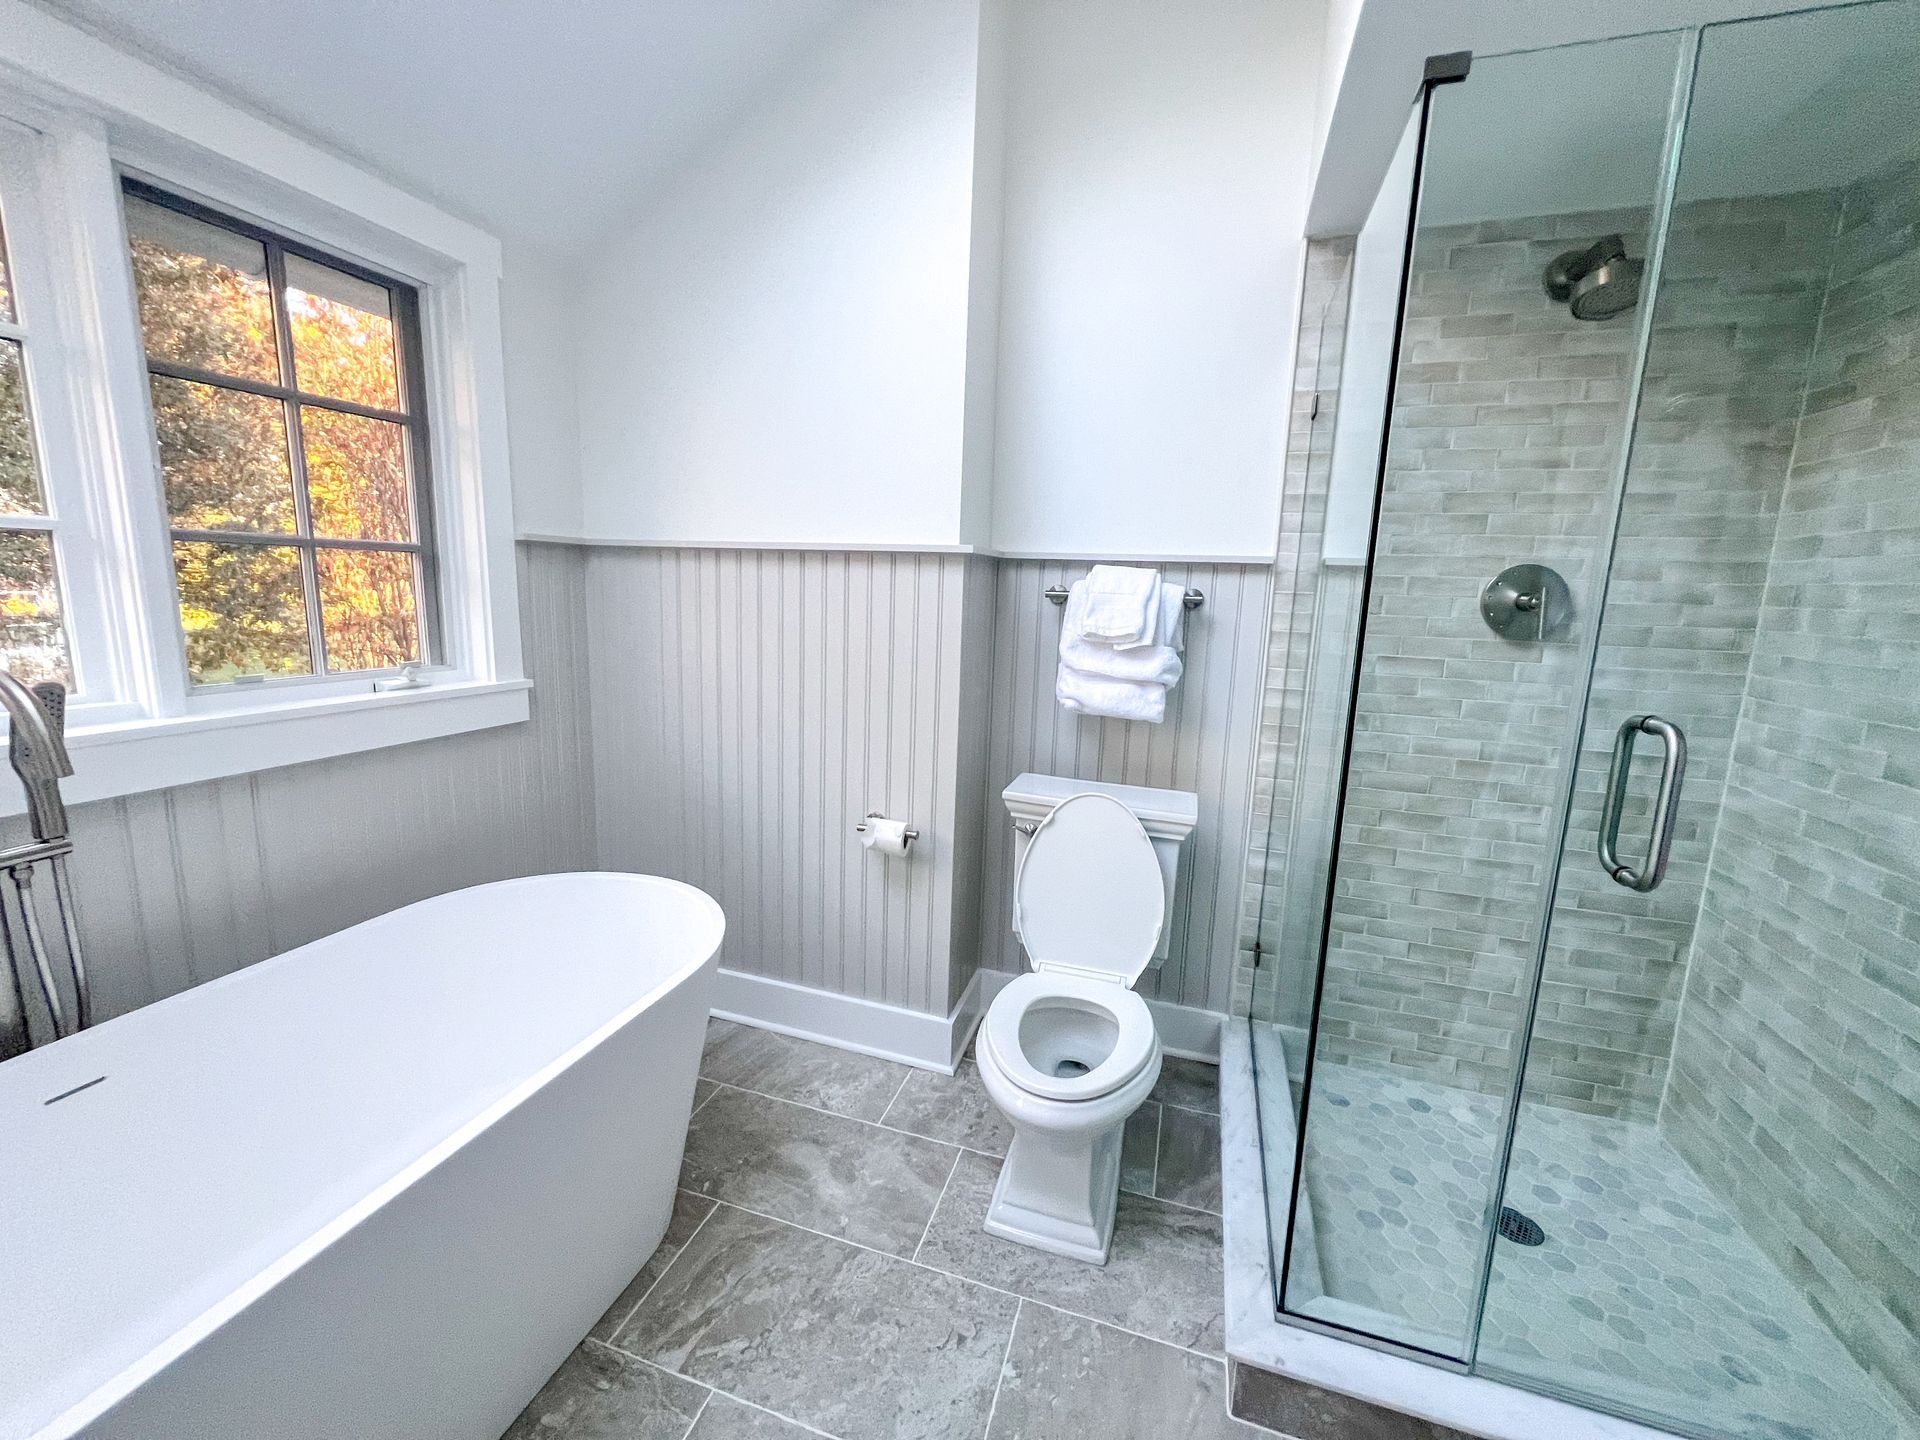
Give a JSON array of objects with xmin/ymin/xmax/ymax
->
[
  {"xmin": 125, "ymin": 196, "xmax": 279, "ymax": 383},
  {"xmin": 0, "ymin": 530, "xmax": 70, "ymax": 688},
  {"xmin": 0, "ymin": 339, "xmax": 46, "ymax": 515},
  {"xmin": 285, "ymin": 255, "xmax": 401, "ymax": 411},
  {"xmin": 172, "ymin": 540, "xmax": 310, "ymax": 682},
  {"xmin": 0, "ymin": 205, "xmax": 14, "ymax": 322},
  {"xmin": 150, "ymin": 376, "xmax": 296, "ymax": 533},
  {"xmin": 316, "ymin": 547, "xmax": 418, "ymax": 672},
  {"xmin": 301, "ymin": 405, "xmax": 411, "ymax": 541}
]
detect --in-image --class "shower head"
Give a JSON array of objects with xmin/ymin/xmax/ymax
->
[{"xmin": 1543, "ymin": 235, "xmax": 1642, "ymax": 320}]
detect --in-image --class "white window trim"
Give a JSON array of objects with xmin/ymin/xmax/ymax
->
[{"xmin": 0, "ymin": 1, "xmax": 528, "ymax": 818}]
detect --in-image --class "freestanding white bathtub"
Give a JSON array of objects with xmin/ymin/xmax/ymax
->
[{"xmin": 0, "ymin": 872, "xmax": 724, "ymax": 1440}]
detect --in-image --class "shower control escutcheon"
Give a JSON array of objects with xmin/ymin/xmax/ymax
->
[{"xmin": 1480, "ymin": 563, "xmax": 1571, "ymax": 641}]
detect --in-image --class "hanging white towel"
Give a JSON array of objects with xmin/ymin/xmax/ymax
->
[
  {"xmin": 1057, "ymin": 667, "xmax": 1170, "ymax": 724},
  {"xmin": 1075, "ymin": 564, "xmax": 1162, "ymax": 648},
  {"xmin": 1055, "ymin": 578, "xmax": 1187, "ymax": 723},
  {"xmin": 1059, "ymin": 584, "xmax": 1186, "ymax": 685}
]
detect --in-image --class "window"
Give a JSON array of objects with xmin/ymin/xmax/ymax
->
[
  {"xmin": 122, "ymin": 182, "xmax": 438, "ymax": 685},
  {"xmin": 0, "ymin": 18, "xmax": 527, "ymax": 815},
  {"xmin": 0, "ymin": 146, "xmax": 73, "ymax": 689}
]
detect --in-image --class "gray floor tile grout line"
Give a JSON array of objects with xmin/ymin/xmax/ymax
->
[
  {"xmin": 701, "ymin": 1077, "xmax": 1003, "ymax": 1159},
  {"xmin": 979, "ymin": 1298, "xmax": 1023, "ymax": 1440},
  {"xmin": 875, "ymin": 1068, "xmax": 914, "ymax": 1128},
  {"xmin": 690, "ymin": 1084, "xmax": 720, "ymax": 1117},
  {"xmin": 1136, "ymin": 1189, "xmax": 1221, "ymax": 1218},
  {"xmin": 912, "ymin": 1148, "xmax": 964, "ymax": 1265},
  {"xmin": 686, "ymin": 1193, "xmax": 1229, "ymax": 1365},
  {"xmin": 675, "ymin": 1385, "xmax": 713, "ymax": 1440},
  {"xmin": 583, "ymin": 1337, "xmax": 847, "ymax": 1440},
  {"xmin": 605, "ymin": 1200, "xmax": 721, "ymax": 1342},
  {"xmin": 1160, "ymin": 1098, "xmax": 1220, "ymax": 1119}
]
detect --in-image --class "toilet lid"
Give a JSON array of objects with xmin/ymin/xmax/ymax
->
[{"xmin": 1014, "ymin": 792, "xmax": 1166, "ymax": 984}]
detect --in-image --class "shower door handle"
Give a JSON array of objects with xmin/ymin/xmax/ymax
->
[{"xmin": 1597, "ymin": 715, "xmax": 1687, "ymax": 893}]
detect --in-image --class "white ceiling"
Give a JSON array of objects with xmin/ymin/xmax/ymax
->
[
  {"xmin": 1308, "ymin": 0, "xmax": 1920, "ymax": 235},
  {"xmin": 34, "ymin": 0, "xmax": 859, "ymax": 257},
  {"xmin": 1419, "ymin": 2, "xmax": 1920, "ymax": 226}
]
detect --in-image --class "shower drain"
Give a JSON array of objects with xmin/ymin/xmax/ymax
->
[{"xmin": 1498, "ymin": 1206, "xmax": 1546, "ymax": 1247}]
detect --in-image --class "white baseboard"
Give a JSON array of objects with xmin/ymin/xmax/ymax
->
[
  {"xmin": 975, "ymin": 969, "xmax": 1224, "ymax": 1063},
  {"xmin": 711, "ymin": 966, "xmax": 1223, "ymax": 1075},
  {"xmin": 711, "ymin": 967, "xmax": 989, "ymax": 1075}
]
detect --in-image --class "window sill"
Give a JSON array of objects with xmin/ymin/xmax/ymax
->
[{"xmin": 1, "ymin": 678, "xmax": 532, "ymax": 819}]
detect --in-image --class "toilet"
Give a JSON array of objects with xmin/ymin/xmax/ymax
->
[{"xmin": 976, "ymin": 774, "xmax": 1198, "ymax": 1264}]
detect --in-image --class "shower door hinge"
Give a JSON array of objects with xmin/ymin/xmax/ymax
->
[
  {"xmin": 1251, "ymin": 940, "xmax": 1264, "ymax": 969},
  {"xmin": 1309, "ymin": 393, "xmax": 1321, "ymax": 420}
]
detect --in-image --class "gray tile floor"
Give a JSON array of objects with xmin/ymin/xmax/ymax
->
[
  {"xmin": 504, "ymin": 1021, "xmax": 1266, "ymax": 1440},
  {"xmin": 1286, "ymin": 1060, "xmax": 1912, "ymax": 1440}
]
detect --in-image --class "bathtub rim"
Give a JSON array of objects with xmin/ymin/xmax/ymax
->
[{"xmin": 27, "ymin": 870, "xmax": 724, "ymax": 1440}]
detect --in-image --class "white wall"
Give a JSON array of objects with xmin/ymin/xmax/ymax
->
[
  {"xmin": 573, "ymin": 1, "xmax": 995, "ymax": 548},
  {"xmin": 1322, "ymin": 106, "xmax": 1416, "ymax": 563},
  {"xmin": 499, "ymin": 246, "xmax": 584, "ymax": 535},
  {"xmin": 987, "ymin": 0, "xmax": 1325, "ymax": 561}
]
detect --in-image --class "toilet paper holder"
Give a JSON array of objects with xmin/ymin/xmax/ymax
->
[{"xmin": 854, "ymin": 813, "xmax": 919, "ymax": 853}]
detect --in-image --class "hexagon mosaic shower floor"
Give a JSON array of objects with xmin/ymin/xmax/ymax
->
[{"xmin": 1285, "ymin": 1060, "xmax": 1909, "ymax": 1440}]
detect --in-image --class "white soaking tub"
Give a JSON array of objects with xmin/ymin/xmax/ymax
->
[{"xmin": 0, "ymin": 872, "xmax": 725, "ymax": 1440}]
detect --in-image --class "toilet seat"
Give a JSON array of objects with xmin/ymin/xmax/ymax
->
[
  {"xmin": 1013, "ymin": 792, "xmax": 1166, "ymax": 985},
  {"xmin": 982, "ymin": 972, "xmax": 1158, "ymax": 1103}
]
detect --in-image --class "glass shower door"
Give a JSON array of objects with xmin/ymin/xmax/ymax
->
[
  {"xmin": 1280, "ymin": 28, "xmax": 1688, "ymax": 1360},
  {"xmin": 1283, "ymin": 7, "xmax": 1920, "ymax": 1436},
  {"xmin": 1480, "ymin": 4, "xmax": 1920, "ymax": 1437}
]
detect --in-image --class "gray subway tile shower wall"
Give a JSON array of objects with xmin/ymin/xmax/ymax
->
[
  {"xmin": 1295, "ymin": 191, "xmax": 1841, "ymax": 1118},
  {"xmin": 1249, "ymin": 162, "xmax": 1920, "ymax": 1422},
  {"xmin": 1659, "ymin": 153, "xmax": 1920, "ymax": 1423}
]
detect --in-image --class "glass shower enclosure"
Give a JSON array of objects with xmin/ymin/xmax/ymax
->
[{"xmin": 1248, "ymin": 3, "xmax": 1920, "ymax": 1437}]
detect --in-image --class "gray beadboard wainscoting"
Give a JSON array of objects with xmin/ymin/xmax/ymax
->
[
  {"xmin": 583, "ymin": 546, "xmax": 992, "ymax": 1018},
  {"xmin": 587, "ymin": 544, "xmax": 1270, "ymax": 1024},
  {"xmin": 0, "ymin": 543, "xmax": 597, "ymax": 1024},
  {"xmin": 25, "ymin": 540, "xmax": 1270, "ymax": 1058},
  {"xmin": 978, "ymin": 559, "xmax": 1271, "ymax": 1015}
]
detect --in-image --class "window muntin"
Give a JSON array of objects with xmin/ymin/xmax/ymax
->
[
  {"xmin": 123, "ymin": 180, "xmax": 437, "ymax": 686},
  {"xmin": 0, "ymin": 184, "xmax": 74, "ymax": 688}
]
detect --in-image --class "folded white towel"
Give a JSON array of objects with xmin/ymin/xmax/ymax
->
[
  {"xmin": 1055, "ymin": 577, "xmax": 1186, "ymax": 723},
  {"xmin": 1076, "ymin": 564, "xmax": 1161, "ymax": 648},
  {"xmin": 1060, "ymin": 584, "xmax": 1185, "ymax": 686},
  {"xmin": 1151, "ymin": 580, "xmax": 1187, "ymax": 652},
  {"xmin": 1057, "ymin": 666, "xmax": 1170, "ymax": 724}
]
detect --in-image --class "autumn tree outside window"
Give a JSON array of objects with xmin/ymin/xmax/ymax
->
[{"xmin": 123, "ymin": 181, "xmax": 439, "ymax": 685}]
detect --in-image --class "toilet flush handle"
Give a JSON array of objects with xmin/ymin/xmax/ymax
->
[{"xmin": 1012, "ymin": 819, "xmax": 1038, "ymax": 837}]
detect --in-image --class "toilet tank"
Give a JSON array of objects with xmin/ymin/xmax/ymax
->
[{"xmin": 1002, "ymin": 773, "xmax": 1199, "ymax": 963}]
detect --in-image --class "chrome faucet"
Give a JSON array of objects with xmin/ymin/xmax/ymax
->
[{"xmin": 0, "ymin": 671, "xmax": 89, "ymax": 1059}]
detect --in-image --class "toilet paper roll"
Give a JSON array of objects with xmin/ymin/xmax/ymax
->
[{"xmin": 860, "ymin": 816, "xmax": 913, "ymax": 858}]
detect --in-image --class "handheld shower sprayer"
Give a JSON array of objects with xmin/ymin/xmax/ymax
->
[{"xmin": 0, "ymin": 671, "xmax": 89, "ymax": 1059}]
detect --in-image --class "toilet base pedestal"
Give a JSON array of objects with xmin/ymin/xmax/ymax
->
[{"xmin": 983, "ymin": 1122, "xmax": 1124, "ymax": 1265}]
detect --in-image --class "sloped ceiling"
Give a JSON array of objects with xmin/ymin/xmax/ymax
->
[{"xmin": 33, "ymin": 0, "xmax": 859, "ymax": 255}]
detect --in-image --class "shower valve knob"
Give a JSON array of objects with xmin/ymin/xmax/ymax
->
[{"xmin": 1481, "ymin": 563, "xmax": 1572, "ymax": 642}]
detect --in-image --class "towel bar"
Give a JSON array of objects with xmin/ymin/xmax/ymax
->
[{"xmin": 1045, "ymin": 584, "xmax": 1204, "ymax": 610}]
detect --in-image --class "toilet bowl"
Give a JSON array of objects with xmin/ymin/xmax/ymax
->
[{"xmin": 975, "ymin": 791, "xmax": 1169, "ymax": 1264}]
